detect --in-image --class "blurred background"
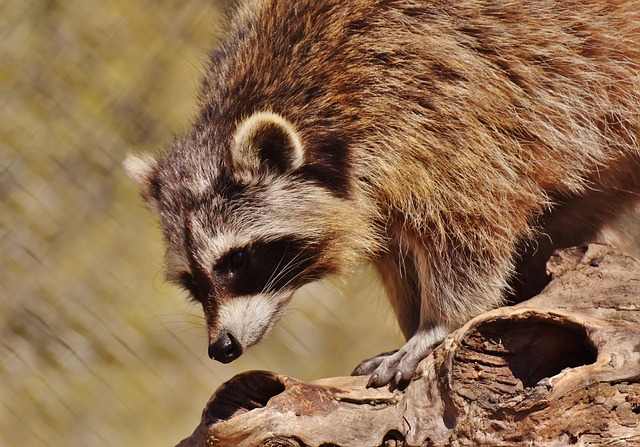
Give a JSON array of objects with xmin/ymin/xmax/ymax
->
[{"xmin": 1, "ymin": 1, "xmax": 402, "ymax": 446}]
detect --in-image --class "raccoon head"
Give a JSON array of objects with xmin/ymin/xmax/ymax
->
[{"xmin": 125, "ymin": 112, "xmax": 372, "ymax": 364}]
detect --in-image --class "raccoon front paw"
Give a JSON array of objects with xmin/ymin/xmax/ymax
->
[
  {"xmin": 363, "ymin": 326, "xmax": 448, "ymax": 388},
  {"xmin": 365, "ymin": 345, "xmax": 425, "ymax": 389}
]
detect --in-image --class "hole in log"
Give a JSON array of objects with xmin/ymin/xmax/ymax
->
[
  {"xmin": 204, "ymin": 371, "xmax": 286, "ymax": 424},
  {"xmin": 383, "ymin": 429, "xmax": 405, "ymax": 446},
  {"xmin": 475, "ymin": 316, "xmax": 597, "ymax": 387}
]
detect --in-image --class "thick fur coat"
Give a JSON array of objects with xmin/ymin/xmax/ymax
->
[{"xmin": 127, "ymin": 0, "xmax": 640, "ymax": 387}]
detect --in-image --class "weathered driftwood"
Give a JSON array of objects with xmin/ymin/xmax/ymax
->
[{"xmin": 176, "ymin": 245, "xmax": 640, "ymax": 447}]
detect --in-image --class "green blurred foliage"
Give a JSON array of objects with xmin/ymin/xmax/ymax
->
[{"xmin": 0, "ymin": 1, "xmax": 402, "ymax": 446}]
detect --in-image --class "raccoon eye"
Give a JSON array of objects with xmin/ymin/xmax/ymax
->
[
  {"xmin": 230, "ymin": 250, "xmax": 246, "ymax": 270},
  {"xmin": 217, "ymin": 249, "xmax": 247, "ymax": 275}
]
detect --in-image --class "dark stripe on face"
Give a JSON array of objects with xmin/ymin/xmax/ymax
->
[
  {"xmin": 182, "ymin": 217, "xmax": 213, "ymax": 303},
  {"xmin": 296, "ymin": 133, "xmax": 352, "ymax": 199},
  {"xmin": 219, "ymin": 237, "xmax": 333, "ymax": 296}
]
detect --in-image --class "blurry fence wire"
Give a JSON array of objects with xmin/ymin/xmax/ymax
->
[{"xmin": 0, "ymin": 1, "xmax": 402, "ymax": 446}]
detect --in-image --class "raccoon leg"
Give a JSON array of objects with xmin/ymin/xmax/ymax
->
[
  {"xmin": 353, "ymin": 245, "xmax": 449, "ymax": 386},
  {"xmin": 374, "ymin": 246, "xmax": 423, "ymax": 339},
  {"xmin": 361, "ymin": 232, "xmax": 509, "ymax": 387},
  {"xmin": 352, "ymin": 247, "xmax": 422, "ymax": 377}
]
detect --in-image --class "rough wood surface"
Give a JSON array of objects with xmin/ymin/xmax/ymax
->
[{"xmin": 176, "ymin": 245, "xmax": 640, "ymax": 447}]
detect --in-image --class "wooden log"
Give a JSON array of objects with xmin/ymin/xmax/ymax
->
[{"xmin": 176, "ymin": 245, "xmax": 640, "ymax": 447}]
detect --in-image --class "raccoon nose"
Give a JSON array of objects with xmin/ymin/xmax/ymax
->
[{"xmin": 208, "ymin": 332, "xmax": 242, "ymax": 363}]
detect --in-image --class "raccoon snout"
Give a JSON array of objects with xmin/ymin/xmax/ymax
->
[{"xmin": 208, "ymin": 331, "xmax": 243, "ymax": 363}]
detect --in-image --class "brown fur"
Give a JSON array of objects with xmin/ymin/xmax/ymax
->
[{"xmin": 127, "ymin": 0, "xmax": 640, "ymax": 386}]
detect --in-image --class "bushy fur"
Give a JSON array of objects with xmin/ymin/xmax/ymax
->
[{"xmin": 127, "ymin": 0, "xmax": 640, "ymax": 386}]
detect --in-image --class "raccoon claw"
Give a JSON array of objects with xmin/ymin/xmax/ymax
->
[
  {"xmin": 367, "ymin": 372, "xmax": 381, "ymax": 388},
  {"xmin": 365, "ymin": 370, "xmax": 406, "ymax": 389}
]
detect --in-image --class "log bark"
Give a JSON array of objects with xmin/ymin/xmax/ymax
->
[{"xmin": 176, "ymin": 245, "xmax": 640, "ymax": 447}]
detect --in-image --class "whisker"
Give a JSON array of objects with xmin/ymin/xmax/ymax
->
[
  {"xmin": 269, "ymin": 255, "xmax": 317, "ymax": 295},
  {"xmin": 269, "ymin": 247, "xmax": 317, "ymax": 287},
  {"xmin": 264, "ymin": 254, "xmax": 314, "ymax": 293},
  {"xmin": 262, "ymin": 243, "xmax": 315, "ymax": 293},
  {"xmin": 262, "ymin": 246, "xmax": 295, "ymax": 292}
]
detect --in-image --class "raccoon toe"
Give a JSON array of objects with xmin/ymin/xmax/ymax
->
[
  {"xmin": 365, "ymin": 349, "xmax": 412, "ymax": 389},
  {"xmin": 351, "ymin": 350, "xmax": 398, "ymax": 376}
]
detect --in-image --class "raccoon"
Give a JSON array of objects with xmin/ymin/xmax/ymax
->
[{"xmin": 125, "ymin": 0, "xmax": 640, "ymax": 387}]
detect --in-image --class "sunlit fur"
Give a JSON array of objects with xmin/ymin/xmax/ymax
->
[{"xmin": 127, "ymin": 0, "xmax": 640, "ymax": 386}]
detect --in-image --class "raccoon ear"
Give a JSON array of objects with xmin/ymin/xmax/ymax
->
[
  {"xmin": 232, "ymin": 112, "xmax": 304, "ymax": 175},
  {"xmin": 123, "ymin": 153, "xmax": 159, "ymax": 208}
]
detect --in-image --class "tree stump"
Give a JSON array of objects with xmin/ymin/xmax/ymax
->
[{"xmin": 176, "ymin": 245, "xmax": 640, "ymax": 447}]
